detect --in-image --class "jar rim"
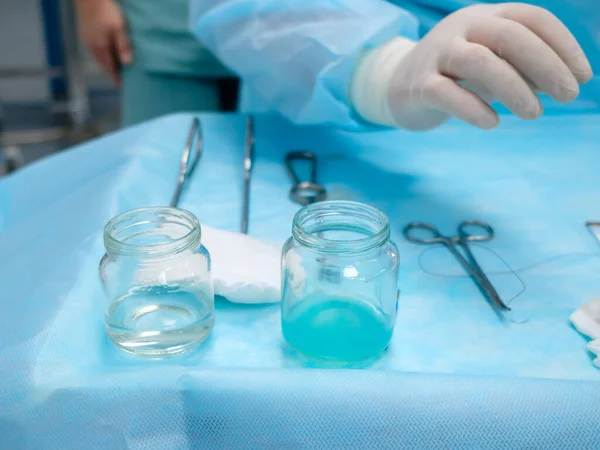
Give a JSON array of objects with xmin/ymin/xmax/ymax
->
[
  {"xmin": 292, "ymin": 201, "xmax": 391, "ymax": 253},
  {"xmin": 103, "ymin": 207, "xmax": 201, "ymax": 258}
]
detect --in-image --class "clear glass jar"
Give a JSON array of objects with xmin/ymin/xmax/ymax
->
[
  {"xmin": 281, "ymin": 201, "xmax": 399, "ymax": 365},
  {"xmin": 99, "ymin": 207, "xmax": 214, "ymax": 358}
]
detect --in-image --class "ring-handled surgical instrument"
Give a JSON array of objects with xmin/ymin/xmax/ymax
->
[
  {"xmin": 285, "ymin": 151, "xmax": 327, "ymax": 206},
  {"xmin": 170, "ymin": 117, "xmax": 203, "ymax": 208},
  {"xmin": 403, "ymin": 220, "xmax": 511, "ymax": 311},
  {"xmin": 241, "ymin": 116, "xmax": 254, "ymax": 234}
]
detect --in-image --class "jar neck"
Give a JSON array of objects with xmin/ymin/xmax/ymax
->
[
  {"xmin": 103, "ymin": 207, "xmax": 201, "ymax": 259},
  {"xmin": 292, "ymin": 201, "xmax": 390, "ymax": 254}
]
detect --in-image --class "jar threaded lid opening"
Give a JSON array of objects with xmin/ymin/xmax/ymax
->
[
  {"xmin": 292, "ymin": 201, "xmax": 390, "ymax": 253},
  {"xmin": 104, "ymin": 207, "xmax": 201, "ymax": 258}
]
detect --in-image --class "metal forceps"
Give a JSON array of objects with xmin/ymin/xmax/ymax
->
[
  {"xmin": 285, "ymin": 151, "xmax": 327, "ymax": 205},
  {"xmin": 241, "ymin": 117, "xmax": 254, "ymax": 234},
  {"xmin": 403, "ymin": 220, "xmax": 511, "ymax": 312},
  {"xmin": 170, "ymin": 117, "xmax": 203, "ymax": 208}
]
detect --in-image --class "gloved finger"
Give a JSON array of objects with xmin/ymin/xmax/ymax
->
[
  {"xmin": 468, "ymin": 17, "xmax": 579, "ymax": 103},
  {"xmin": 422, "ymin": 75, "xmax": 499, "ymax": 129},
  {"xmin": 457, "ymin": 80, "xmax": 494, "ymax": 104},
  {"xmin": 497, "ymin": 3, "xmax": 592, "ymax": 83},
  {"xmin": 114, "ymin": 26, "xmax": 133, "ymax": 65},
  {"xmin": 92, "ymin": 46, "xmax": 119, "ymax": 86},
  {"xmin": 442, "ymin": 41, "xmax": 541, "ymax": 120}
]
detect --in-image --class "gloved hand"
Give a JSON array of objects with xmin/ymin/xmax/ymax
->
[{"xmin": 351, "ymin": 3, "xmax": 593, "ymax": 130}]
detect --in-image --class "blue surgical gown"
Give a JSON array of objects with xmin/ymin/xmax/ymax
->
[{"xmin": 190, "ymin": 0, "xmax": 600, "ymax": 129}]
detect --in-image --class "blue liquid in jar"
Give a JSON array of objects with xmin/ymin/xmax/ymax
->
[
  {"xmin": 282, "ymin": 292, "xmax": 394, "ymax": 364},
  {"xmin": 106, "ymin": 285, "xmax": 214, "ymax": 358}
]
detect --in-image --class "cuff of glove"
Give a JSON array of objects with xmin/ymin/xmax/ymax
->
[{"xmin": 350, "ymin": 37, "xmax": 417, "ymax": 127}]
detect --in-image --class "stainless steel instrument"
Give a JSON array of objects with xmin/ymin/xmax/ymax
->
[
  {"xmin": 285, "ymin": 151, "xmax": 327, "ymax": 206},
  {"xmin": 403, "ymin": 220, "xmax": 511, "ymax": 312},
  {"xmin": 241, "ymin": 117, "xmax": 255, "ymax": 234},
  {"xmin": 170, "ymin": 117, "xmax": 203, "ymax": 208}
]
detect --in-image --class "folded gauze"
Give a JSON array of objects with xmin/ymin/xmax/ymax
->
[
  {"xmin": 570, "ymin": 298, "xmax": 600, "ymax": 368},
  {"xmin": 131, "ymin": 226, "xmax": 282, "ymax": 304},
  {"xmin": 202, "ymin": 226, "xmax": 282, "ymax": 304}
]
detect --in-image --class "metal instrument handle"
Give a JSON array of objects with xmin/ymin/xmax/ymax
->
[
  {"xmin": 457, "ymin": 220, "xmax": 494, "ymax": 242},
  {"xmin": 285, "ymin": 151, "xmax": 317, "ymax": 184},
  {"xmin": 285, "ymin": 151, "xmax": 327, "ymax": 205},
  {"xmin": 170, "ymin": 117, "xmax": 203, "ymax": 208},
  {"xmin": 241, "ymin": 117, "xmax": 254, "ymax": 234},
  {"xmin": 402, "ymin": 222, "xmax": 446, "ymax": 244}
]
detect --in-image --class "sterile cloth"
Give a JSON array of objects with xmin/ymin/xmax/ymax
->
[{"xmin": 3, "ymin": 113, "xmax": 600, "ymax": 448}]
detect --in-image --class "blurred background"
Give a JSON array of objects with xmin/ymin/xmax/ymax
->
[{"xmin": 0, "ymin": 0, "xmax": 120, "ymax": 176}]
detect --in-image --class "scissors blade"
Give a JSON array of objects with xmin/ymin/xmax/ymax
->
[{"xmin": 457, "ymin": 239, "xmax": 511, "ymax": 311}]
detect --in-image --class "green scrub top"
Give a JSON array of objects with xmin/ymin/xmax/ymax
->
[{"xmin": 119, "ymin": 0, "xmax": 231, "ymax": 77}]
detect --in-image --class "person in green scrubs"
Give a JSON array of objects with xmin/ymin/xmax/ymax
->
[{"xmin": 74, "ymin": 0, "xmax": 236, "ymax": 126}]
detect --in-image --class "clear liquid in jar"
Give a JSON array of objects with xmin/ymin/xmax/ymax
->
[{"xmin": 105, "ymin": 284, "xmax": 214, "ymax": 358}]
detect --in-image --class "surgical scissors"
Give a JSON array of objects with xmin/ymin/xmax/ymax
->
[
  {"xmin": 241, "ymin": 116, "xmax": 254, "ymax": 234},
  {"xmin": 170, "ymin": 117, "xmax": 203, "ymax": 208},
  {"xmin": 403, "ymin": 220, "xmax": 511, "ymax": 312}
]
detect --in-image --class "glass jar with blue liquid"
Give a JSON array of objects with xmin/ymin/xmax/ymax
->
[
  {"xmin": 281, "ymin": 201, "xmax": 399, "ymax": 364},
  {"xmin": 99, "ymin": 207, "xmax": 214, "ymax": 358}
]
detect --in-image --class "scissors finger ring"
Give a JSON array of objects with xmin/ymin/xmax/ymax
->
[
  {"xmin": 402, "ymin": 222, "xmax": 446, "ymax": 244},
  {"xmin": 457, "ymin": 220, "xmax": 494, "ymax": 241}
]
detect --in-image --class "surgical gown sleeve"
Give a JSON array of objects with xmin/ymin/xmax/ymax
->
[{"xmin": 189, "ymin": 1, "xmax": 419, "ymax": 128}]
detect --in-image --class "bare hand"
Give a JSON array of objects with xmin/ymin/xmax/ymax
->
[{"xmin": 75, "ymin": 0, "xmax": 132, "ymax": 86}]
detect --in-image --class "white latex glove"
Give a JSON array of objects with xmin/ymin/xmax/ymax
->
[{"xmin": 351, "ymin": 3, "xmax": 593, "ymax": 130}]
